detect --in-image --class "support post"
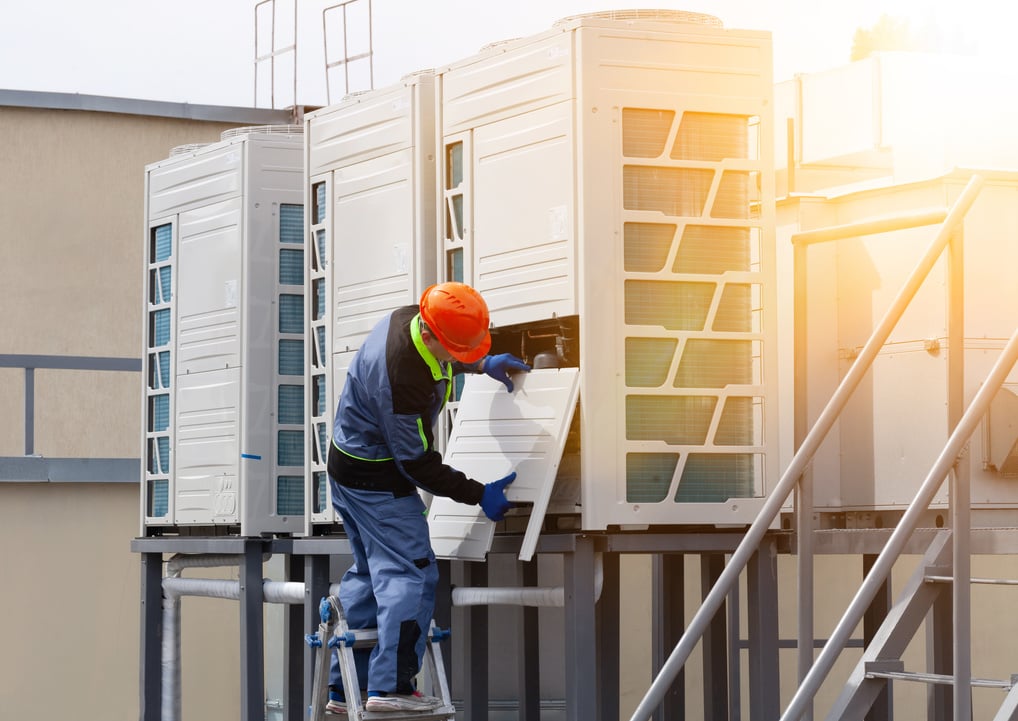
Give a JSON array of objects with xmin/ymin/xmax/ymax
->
[
  {"xmin": 519, "ymin": 557, "xmax": 541, "ymax": 720},
  {"xmin": 652, "ymin": 554, "xmax": 685, "ymax": 721},
  {"xmin": 599, "ymin": 551, "xmax": 621, "ymax": 721},
  {"xmin": 565, "ymin": 535, "xmax": 598, "ymax": 721},
  {"xmin": 463, "ymin": 560, "xmax": 488, "ymax": 720},
  {"xmin": 239, "ymin": 540, "xmax": 266, "ymax": 721},
  {"xmin": 284, "ymin": 554, "xmax": 305, "ymax": 721},
  {"xmin": 140, "ymin": 551, "xmax": 162, "ymax": 721},
  {"xmin": 863, "ymin": 554, "xmax": 892, "ymax": 721},
  {"xmin": 748, "ymin": 537, "xmax": 780, "ymax": 720},
  {"xmin": 702, "ymin": 554, "xmax": 730, "ymax": 721}
]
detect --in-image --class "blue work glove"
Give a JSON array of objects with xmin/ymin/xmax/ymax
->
[
  {"xmin": 480, "ymin": 471, "xmax": 516, "ymax": 521},
  {"xmin": 482, "ymin": 354, "xmax": 531, "ymax": 392}
]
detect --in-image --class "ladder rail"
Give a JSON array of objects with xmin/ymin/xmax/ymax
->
[
  {"xmin": 792, "ymin": 328, "xmax": 1018, "ymax": 721},
  {"xmin": 627, "ymin": 174, "xmax": 986, "ymax": 721}
]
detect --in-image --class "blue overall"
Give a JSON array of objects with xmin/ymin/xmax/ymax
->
[{"xmin": 328, "ymin": 306, "xmax": 485, "ymax": 698}]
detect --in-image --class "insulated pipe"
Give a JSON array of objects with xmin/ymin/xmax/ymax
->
[
  {"xmin": 451, "ymin": 554, "xmax": 604, "ymax": 607},
  {"xmin": 165, "ymin": 552, "xmax": 270, "ymax": 578},
  {"xmin": 160, "ymin": 553, "xmax": 341, "ymax": 721}
]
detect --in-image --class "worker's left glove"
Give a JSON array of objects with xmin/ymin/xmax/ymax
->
[
  {"xmin": 480, "ymin": 472, "xmax": 516, "ymax": 521},
  {"xmin": 482, "ymin": 354, "xmax": 531, "ymax": 392}
]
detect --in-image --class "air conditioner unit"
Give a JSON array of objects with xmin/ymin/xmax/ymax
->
[
  {"xmin": 303, "ymin": 72, "xmax": 438, "ymax": 533},
  {"xmin": 141, "ymin": 128, "xmax": 306, "ymax": 536},
  {"xmin": 426, "ymin": 12, "xmax": 780, "ymax": 559}
]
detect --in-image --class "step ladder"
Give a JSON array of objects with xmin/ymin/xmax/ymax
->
[{"xmin": 305, "ymin": 595, "xmax": 457, "ymax": 721}]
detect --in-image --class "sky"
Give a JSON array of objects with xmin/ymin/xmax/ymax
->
[{"xmin": 0, "ymin": 0, "xmax": 1014, "ymax": 109}]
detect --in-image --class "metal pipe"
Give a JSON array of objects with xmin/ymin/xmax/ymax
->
[
  {"xmin": 780, "ymin": 326, "xmax": 1018, "ymax": 721},
  {"xmin": 627, "ymin": 174, "xmax": 984, "ymax": 721},
  {"xmin": 792, "ymin": 209, "xmax": 947, "ymax": 246},
  {"xmin": 793, "ymin": 230, "xmax": 814, "ymax": 721}
]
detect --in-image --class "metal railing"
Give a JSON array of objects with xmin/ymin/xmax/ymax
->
[
  {"xmin": 628, "ymin": 174, "xmax": 986, "ymax": 721},
  {"xmin": 0, "ymin": 353, "xmax": 141, "ymax": 482}
]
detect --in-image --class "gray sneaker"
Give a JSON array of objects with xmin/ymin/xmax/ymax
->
[{"xmin": 364, "ymin": 691, "xmax": 443, "ymax": 712}]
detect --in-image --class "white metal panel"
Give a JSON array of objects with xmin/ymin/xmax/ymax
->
[
  {"xmin": 306, "ymin": 73, "xmax": 432, "ymax": 176},
  {"xmin": 440, "ymin": 31, "xmax": 573, "ymax": 135},
  {"xmin": 173, "ymin": 366, "xmax": 241, "ymax": 524},
  {"xmin": 332, "ymin": 148, "xmax": 420, "ymax": 349},
  {"xmin": 799, "ymin": 61, "xmax": 878, "ymax": 167},
  {"xmin": 428, "ymin": 368, "xmax": 580, "ymax": 561},
  {"xmin": 175, "ymin": 198, "xmax": 243, "ymax": 374},
  {"xmin": 147, "ymin": 143, "xmax": 243, "ymax": 218},
  {"xmin": 471, "ymin": 102, "xmax": 577, "ymax": 326}
]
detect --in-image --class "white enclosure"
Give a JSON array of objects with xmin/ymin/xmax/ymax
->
[
  {"xmin": 141, "ymin": 128, "xmax": 305, "ymax": 535},
  {"xmin": 435, "ymin": 11, "xmax": 780, "ymax": 536},
  {"xmin": 303, "ymin": 72, "xmax": 438, "ymax": 531},
  {"xmin": 780, "ymin": 171, "xmax": 1018, "ymax": 520}
]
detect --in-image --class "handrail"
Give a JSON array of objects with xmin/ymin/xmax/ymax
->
[
  {"xmin": 786, "ymin": 327, "xmax": 1018, "ymax": 721},
  {"xmin": 627, "ymin": 174, "xmax": 985, "ymax": 721}
]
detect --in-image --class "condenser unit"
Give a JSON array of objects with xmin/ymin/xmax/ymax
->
[
  {"xmin": 141, "ymin": 127, "xmax": 306, "ymax": 536},
  {"xmin": 427, "ymin": 11, "xmax": 780, "ymax": 559},
  {"xmin": 303, "ymin": 72, "xmax": 438, "ymax": 532},
  {"xmin": 783, "ymin": 171, "xmax": 1018, "ymax": 523}
]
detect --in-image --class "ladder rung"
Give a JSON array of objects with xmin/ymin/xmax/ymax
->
[
  {"xmin": 865, "ymin": 669, "xmax": 1013, "ymax": 689},
  {"xmin": 360, "ymin": 705, "xmax": 456, "ymax": 720}
]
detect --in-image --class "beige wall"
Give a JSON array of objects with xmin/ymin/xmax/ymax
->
[{"xmin": 0, "ymin": 102, "xmax": 271, "ymax": 721}]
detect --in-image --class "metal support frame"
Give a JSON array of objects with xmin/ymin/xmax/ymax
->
[
  {"xmin": 139, "ymin": 552, "xmax": 162, "ymax": 721},
  {"xmin": 565, "ymin": 535, "xmax": 599, "ymax": 721},
  {"xmin": 136, "ymin": 530, "xmax": 793, "ymax": 721},
  {"xmin": 283, "ymin": 555, "xmax": 305, "ymax": 721},
  {"xmin": 748, "ymin": 537, "xmax": 781, "ymax": 719},
  {"xmin": 702, "ymin": 554, "xmax": 730, "ymax": 721},
  {"xmin": 519, "ymin": 558, "xmax": 542, "ymax": 720},
  {"xmin": 652, "ymin": 554, "xmax": 685, "ymax": 721},
  {"xmin": 0, "ymin": 353, "xmax": 141, "ymax": 475},
  {"xmin": 239, "ymin": 541, "xmax": 266, "ymax": 720},
  {"xmin": 599, "ymin": 552, "xmax": 621, "ymax": 721},
  {"xmin": 253, "ymin": 0, "xmax": 298, "ymax": 108},
  {"xmin": 863, "ymin": 554, "xmax": 893, "ymax": 721},
  {"xmin": 463, "ymin": 560, "xmax": 489, "ymax": 719},
  {"xmin": 322, "ymin": 0, "xmax": 374, "ymax": 103}
]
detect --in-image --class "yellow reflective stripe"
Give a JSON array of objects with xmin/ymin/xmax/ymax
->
[
  {"xmin": 416, "ymin": 417, "xmax": 429, "ymax": 451},
  {"xmin": 411, "ymin": 314, "xmax": 448, "ymax": 382},
  {"xmin": 333, "ymin": 440, "xmax": 393, "ymax": 463},
  {"xmin": 411, "ymin": 313, "xmax": 453, "ymax": 406}
]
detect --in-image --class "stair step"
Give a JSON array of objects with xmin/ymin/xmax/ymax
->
[{"xmin": 865, "ymin": 668, "xmax": 1013, "ymax": 689}]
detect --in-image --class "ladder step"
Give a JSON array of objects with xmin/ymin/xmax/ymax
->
[
  {"xmin": 328, "ymin": 706, "xmax": 455, "ymax": 720},
  {"xmin": 865, "ymin": 669, "xmax": 1013, "ymax": 689},
  {"xmin": 358, "ymin": 705, "xmax": 456, "ymax": 720}
]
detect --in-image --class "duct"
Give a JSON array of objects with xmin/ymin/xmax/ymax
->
[{"xmin": 451, "ymin": 554, "xmax": 603, "ymax": 607}]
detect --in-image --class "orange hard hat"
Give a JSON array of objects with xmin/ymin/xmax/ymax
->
[{"xmin": 419, "ymin": 282, "xmax": 492, "ymax": 363}]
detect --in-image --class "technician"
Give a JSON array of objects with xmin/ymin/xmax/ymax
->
[{"xmin": 327, "ymin": 281, "xmax": 530, "ymax": 714}]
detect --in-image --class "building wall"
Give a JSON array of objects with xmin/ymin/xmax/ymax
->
[{"xmin": 0, "ymin": 99, "xmax": 287, "ymax": 721}]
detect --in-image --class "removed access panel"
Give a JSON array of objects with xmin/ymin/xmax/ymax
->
[{"xmin": 428, "ymin": 368, "xmax": 580, "ymax": 561}]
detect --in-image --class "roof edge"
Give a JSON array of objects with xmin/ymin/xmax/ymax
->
[{"xmin": 0, "ymin": 88, "xmax": 299, "ymax": 124}]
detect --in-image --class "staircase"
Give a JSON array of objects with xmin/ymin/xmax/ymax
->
[{"xmin": 629, "ymin": 174, "xmax": 1018, "ymax": 721}]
